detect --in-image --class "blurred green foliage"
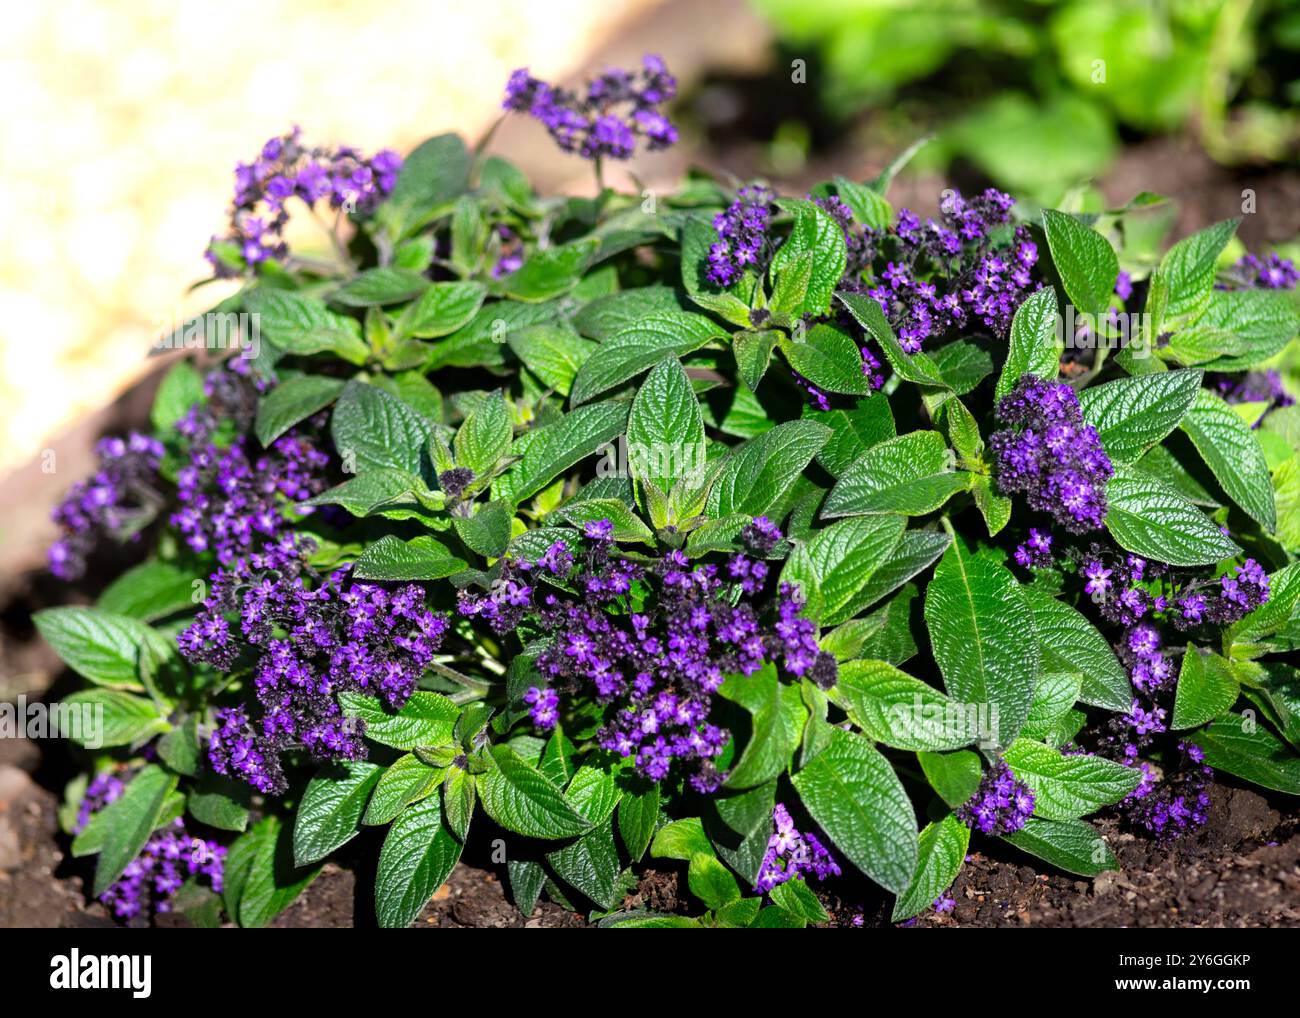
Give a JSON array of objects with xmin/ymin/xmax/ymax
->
[{"xmin": 753, "ymin": 0, "xmax": 1300, "ymax": 197}]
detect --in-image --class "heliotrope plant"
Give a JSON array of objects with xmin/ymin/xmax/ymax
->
[{"xmin": 35, "ymin": 57, "xmax": 1300, "ymax": 929}]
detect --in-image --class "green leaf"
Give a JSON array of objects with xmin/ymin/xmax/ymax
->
[
  {"xmin": 454, "ymin": 389, "xmax": 512, "ymax": 476},
  {"xmin": 379, "ymin": 133, "xmax": 471, "ymax": 239},
  {"xmin": 1172, "ymin": 647, "xmax": 1240, "ymax": 730},
  {"xmin": 923, "ymin": 537, "xmax": 1039, "ymax": 747},
  {"xmin": 425, "ymin": 298, "xmax": 560, "ymax": 370},
  {"xmin": 150, "ymin": 361, "xmax": 204, "ymax": 432},
  {"xmin": 1041, "ymin": 208, "xmax": 1119, "ymax": 316},
  {"xmin": 918, "ymin": 749, "xmax": 983, "ymax": 809},
  {"xmin": 363, "ymin": 754, "xmax": 444, "ymax": 826},
  {"xmin": 1078, "ymin": 369, "xmax": 1204, "ymax": 464},
  {"xmin": 830, "ymin": 660, "xmax": 976, "ymax": 752},
  {"xmin": 821, "ymin": 583, "xmax": 920, "ymax": 666},
  {"xmin": 1181, "ymin": 389, "xmax": 1276, "ymax": 530},
  {"xmin": 834, "ymin": 175, "xmax": 893, "ymax": 229},
  {"xmin": 452, "ymin": 499, "xmax": 513, "ymax": 558},
  {"xmin": 33, "ymin": 606, "xmax": 164, "ymax": 690},
  {"xmin": 61, "ymin": 689, "xmax": 168, "ymax": 747},
  {"xmin": 97, "ymin": 560, "xmax": 197, "ymax": 623},
  {"xmin": 779, "ymin": 323, "xmax": 873, "ymax": 395},
  {"xmin": 375, "ymin": 795, "xmax": 463, "ymax": 927},
  {"xmin": 1003, "ymin": 738, "xmax": 1142, "ymax": 820},
  {"xmin": 1168, "ymin": 289, "xmax": 1300, "ymax": 372},
  {"xmin": 687, "ymin": 852, "xmax": 742, "ymax": 911},
  {"xmin": 479, "ymin": 745, "xmax": 592, "ymax": 839},
  {"xmin": 294, "ymin": 760, "xmax": 383, "ymax": 866},
  {"xmin": 617, "ymin": 782, "xmax": 661, "ymax": 862},
  {"xmin": 930, "ymin": 340, "xmax": 994, "ymax": 396},
  {"xmin": 706, "ymin": 420, "xmax": 831, "ymax": 518},
  {"xmin": 733, "ymin": 330, "xmax": 779, "ymax": 391},
  {"xmin": 719, "ymin": 662, "xmax": 808, "ymax": 790},
  {"xmin": 792, "ymin": 728, "xmax": 918, "ymax": 894},
  {"xmin": 566, "ymin": 764, "xmax": 623, "ymax": 825},
  {"xmin": 997, "ymin": 287, "xmax": 1061, "ymax": 400},
  {"xmin": 255, "ymin": 375, "xmax": 346, "ymax": 447},
  {"xmin": 836, "ymin": 291, "xmax": 949, "ymax": 388},
  {"xmin": 243, "ymin": 289, "xmax": 367, "ymax": 364},
  {"xmin": 650, "ymin": 817, "xmax": 714, "ymax": 861},
  {"xmin": 501, "ymin": 239, "xmax": 598, "ymax": 302},
  {"xmin": 498, "ymin": 400, "xmax": 629, "ymax": 503},
  {"xmin": 555, "ymin": 498, "xmax": 654, "ymax": 545},
  {"xmin": 627, "ymin": 356, "xmax": 705, "ymax": 495},
  {"xmin": 507, "ymin": 325, "xmax": 594, "ymax": 396},
  {"xmin": 769, "ymin": 198, "xmax": 847, "ymax": 317},
  {"xmin": 823, "ymin": 430, "xmax": 969, "ymax": 517},
  {"xmin": 1190, "ymin": 712, "xmax": 1300, "ymax": 794},
  {"xmin": 1024, "ymin": 589, "xmax": 1130, "ymax": 712},
  {"xmin": 331, "ymin": 380, "xmax": 432, "ymax": 475},
  {"xmin": 806, "ymin": 396, "xmax": 895, "ymax": 477},
  {"xmin": 1002, "ymin": 816, "xmax": 1117, "ymax": 876},
  {"xmin": 157, "ymin": 715, "xmax": 201, "ymax": 775},
  {"xmin": 570, "ymin": 312, "xmax": 723, "ymax": 405},
  {"xmin": 339, "ymin": 691, "xmax": 460, "ymax": 750},
  {"xmin": 1158, "ymin": 219, "xmax": 1239, "ymax": 321},
  {"xmin": 508, "ymin": 859, "xmax": 548, "ymax": 915},
  {"xmin": 849, "ymin": 530, "xmax": 950, "ymax": 612},
  {"xmin": 546, "ymin": 820, "xmax": 624, "ymax": 911},
  {"xmin": 781, "ymin": 515, "xmax": 906, "ymax": 625},
  {"xmin": 186, "ymin": 774, "xmax": 251, "ymax": 832},
  {"xmin": 769, "ymin": 877, "xmax": 829, "ymax": 924},
  {"xmin": 680, "ymin": 216, "xmax": 759, "ymax": 326},
  {"xmin": 331, "ymin": 267, "xmax": 429, "ymax": 307},
  {"xmin": 301, "ymin": 468, "xmax": 436, "ymax": 520},
  {"xmin": 891, "ymin": 813, "xmax": 969, "ymax": 922},
  {"xmin": 1227, "ymin": 561, "xmax": 1300, "ymax": 655},
  {"xmin": 77, "ymin": 765, "xmax": 176, "ymax": 896},
  {"xmin": 1103, "ymin": 466, "xmax": 1241, "ymax": 566},
  {"xmin": 352, "ymin": 535, "xmax": 466, "ymax": 581},
  {"xmin": 399, "ymin": 281, "xmax": 488, "ymax": 339},
  {"xmin": 225, "ymin": 814, "xmax": 321, "ymax": 928}
]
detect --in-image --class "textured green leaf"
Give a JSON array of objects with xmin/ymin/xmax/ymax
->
[
  {"xmin": 331, "ymin": 380, "xmax": 432, "ymax": 475},
  {"xmin": 997, "ymin": 286, "xmax": 1061, "ymax": 400},
  {"xmin": 923, "ymin": 538, "xmax": 1039, "ymax": 747},
  {"xmin": 733, "ymin": 330, "xmax": 779, "ymax": 391},
  {"xmin": 792, "ymin": 728, "xmax": 918, "ymax": 894},
  {"xmin": 891, "ymin": 813, "xmax": 969, "ymax": 921},
  {"xmin": 781, "ymin": 515, "xmax": 906, "ymax": 625},
  {"xmin": 849, "ymin": 530, "xmax": 950, "ymax": 611},
  {"xmin": 823, "ymin": 431, "xmax": 969, "ymax": 517},
  {"xmin": 770, "ymin": 199, "xmax": 847, "ymax": 317},
  {"xmin": 294, "ymin": 761, "xmax": 383, "ymax": 866},
  {"xmin": 352, "ymin": 535, "xmax": 466, "ymax": 581},
  {"xmin": 1004, "ymin": 738, "xmax": 1142, "ymax": 820},
  {"xmin": 1170, "ymin": 289, "xmax": 1300, "ymax": 372},
  {"xmin": 918, "ymin": 749, "xmax": 984, "ymax": 809},
  {"xmin": 1159, "ymin": 219, "xmax": 1239, "ymax": 321},
  {"xmin": 255, "ymin": 375, "xmax": 346, "ymax": 447},
  {"xmin": 780, "ymin": 324, "xmax": 871, "ymax": 395},
  {"xmin": 719, "ymin": 663, "xmax": 808, "ymax": 789},
  {"xmin": 546, "ymin": 820, "xmax": 623, "ymax": 910},
  {"xmin": 1189, "ymin": 712, "xmax": 1300, "ymax": 794},
  {"xmin": 806, "ymin": 396, "xmax": 896, "ymax": 477},
  {"xmin": 363, "ymin": 754, "xmax": 444, "ymax": 826},
  {"xmin": 1002, "ymin": 816, "xmax": 1117, "ymax": 876},
  {"xmin": 1078, "ymin": 369, "xmax": 1203, "ymax": 464},
  {"xmin": 60, "ymin": 690, "xmax": 167, "ymax": 747},
  {"xmin": 1172, "ymin": 648, "xmax": 1241, "ymax": 730},
  {"xmin": 1181, "ymin": 388, "xmax": 1276, "ymax": 530},
  {"xmin": 454, "ymin": 389, "xmax": 512, "ymax": 477},
  {"xmin": 1104, "ymin": 466, "xmax": 1241, "ymax": 566},
  {"xmin": 688, "ymin": 852, "xmax": 742, "ymax": 911},
  {"xmin": 617, "ymin": 782, "xmax": 661, "ymax": 862},
  {"xmin": 479, "ymin": 745, "xmax": 592, "ymax": 839},
  {"xmin": 375, "ymin": 796, "xmax": 463, "ymax": 927},
  {"xmin": 706, "ymin": 420, "xmax": 831, "ymax": 518},
  {"xmin": 332, "ymin": 267, "xmax": 429, "ymax": 307},
  {"xmin": 501, "ymin": 239, "xmax": 598, "ymax": 302},
  {"xmin": 1042, "ymin": 208, "xmax": 1119, "ymax": 316},
  {"xmin": 507, "ymin": 325, "xmax": 594, "ymax": 396},
  {"xmin": 244, "ymin": 289, "xmax": 368, "ymax": 364},
  {"xmin": 837, "ymin": 291, "xmax": 949, "ymax": 388},
  {"xmin": 77, "ymin": 765, "xmax": 177, "ymax": 896},
  {"xmin": 97, "ymin": 561, "xmax": 197, "ymax": 623},
  {"xmin": 627, "ymin": 356, "xmax": 705, "ymax": 495},
  {"xmin": 339, "ymin": 691, "xmax": 460, "ymax": 750},
  {"xmin": 498, "ymin": 400, "xmax": 629, "ymax": 503},
  {"xmin": 570, "ymin": 312, "xmax": 722, "ymax": 405},
  {"xmin": 1024, "ymin": 589, "xmax": 1130, "ymax": 712},
  {"xmin": 379, "ymin": 132, "xmax": 471, "ymax": 238},
  {"xmin": 33, "ymin": 606, "xmax": 164, "ymax": 691},
  {"xmin": 831, "ymin": 660, "xmax": 975, "ymax": 752},
  {"xmin": 399, "ymin": 281, "xmax": 488, "ymax": 338}
]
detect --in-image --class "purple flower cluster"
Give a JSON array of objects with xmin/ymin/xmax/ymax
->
[
  {"xmin": 206, "ymin": 126, "xmax": 401, "ymax": 277},
  {"xmin": 706, "ymin": 185, "xmax": 775, "ymax": 287},
  {"xmin": 168, "ymin": 362, "xmax": 330, "ymax": 566},
  {"xmin": 1125, "ymin": 742, "xmax": 1213, "ymax": 841},
  {"xmin": 1074, "ymin": 545, "xmax": 1169, "ymax": 625},
  {"xmin": 956, "ymin": 762, "xmax": 1035, "ymax": 835},
  {"xmin": 460, "ymin": 516, "xmax": 834, "ymax": 792},
  {"xmin": 187, "ymin": 561, "xmax": 449, "ymax": 795},
  {"xmin": 754, "ymin": 804, "xmax": 842, "ymax": 893},
  {"xmin": 48, "ymin": 432, "xmax": 164, "ymax": 580},
  {"xmin": 1172, "ymin": 558, "xmax": 1270, "ymax": 629},
  {"xmin": 1211, "ymin": 369, "xmax": 1294, "ymax": 428},
  {"xmin": 869, "ymin": 189, "xmax": 1036, "ymax": 352},
  {"xmin": 502, "ymin": 55, "xmax": 677, "ymax": 161},
  {"xmin": 991, "ymin": 374, "xmax": 1113, "ymax": 533},
  {"xmin": 77, "ymin": 776, "xmax": 225, "ymax": 922},
  {"xmin": 1226, "ymin": 252, "xmax": 1300, "ymax": 290},
  {"xmin": 1013, "ymin": 528, "xmax": 1054, "ymax": 569}
]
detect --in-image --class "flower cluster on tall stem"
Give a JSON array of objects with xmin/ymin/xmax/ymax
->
[
  {"xmin": 503, "ymin": 55, "xmax": 678, "ymax": 162},
  {"xmin": 754, "ymin": 804, "xmax": 841, "ymax": 893},
  {"xmin": 205, "ymin": 126, "xmax": 401, "ymax": 276}
]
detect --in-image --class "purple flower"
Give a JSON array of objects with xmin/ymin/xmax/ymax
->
[
  {"xmin": 991, "ymin": 374, "xmax": 1113, "ymax": 533},
  {"xmin": 706, "ymin": 185, "xmax": 775, "ymax": 287},
  {"xmin": 755, "ymin": 804, "xmax": 841, "ymax": 893},
  {"xmin": 502, "ymin": 55, "xmax": 677, "ymax": 162},
  {"xmin": 524, "ymin": 687, "xmax": 560, "ymax": 730},
  {"xmin": 956, "ymin": 762, "xmax": 1035, "ymax": 835}
]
